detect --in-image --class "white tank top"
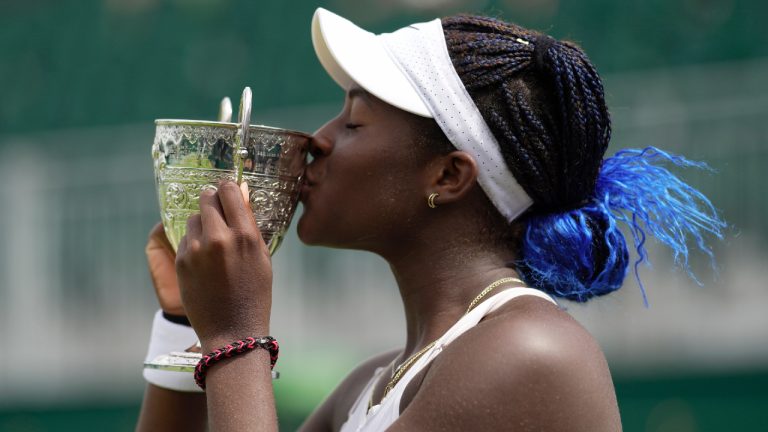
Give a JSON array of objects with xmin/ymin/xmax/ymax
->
[{"xmin": 339, "ymin": 287, "xmax": 556, "ymax": 432}]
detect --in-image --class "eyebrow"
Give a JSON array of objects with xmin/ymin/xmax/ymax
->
[{"xmin": 347, "ymin": 87, "xmax": 373, "ymax": 108}]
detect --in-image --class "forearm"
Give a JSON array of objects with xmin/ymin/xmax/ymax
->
[
  {"xmin": 202, "ymin": 346, "xmax": 277, "ymax": 432},
  {"xmin": 136, "ymin": 384, "xmax": 207, "ymax": 432},
  {"xmin": 137, "ymin": 309, "xmax": 207, "ymax": 431},
  {"xmin": 173, "ymin": 182, "xmax": 278, "ymax": 431}
]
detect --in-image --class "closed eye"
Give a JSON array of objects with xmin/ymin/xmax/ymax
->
[{"xmin": 345, "ymin": 123, "xmax": 361, "ymax": 130}]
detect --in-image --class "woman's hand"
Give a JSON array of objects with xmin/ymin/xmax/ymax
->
[
  {"xmin": 175, "ymin": 181, "xmax": 273, "ymax": 349},
  {"xmin": 146, "ymin": 222, "xmax": 185, "ymax": 316}
]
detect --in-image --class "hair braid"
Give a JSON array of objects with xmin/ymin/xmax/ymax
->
[
  {"xmin": 440, "ymin": 14, "xmax": 723, "ymax": 303},
  {"xmin": 444, "ymin": 15, "xmax": 609, "ymax": 209}
]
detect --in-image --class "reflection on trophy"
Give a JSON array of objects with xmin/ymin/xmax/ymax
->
[{"xmin": 144, "ymin": 87, "xmax": 309, "ymax": 374}]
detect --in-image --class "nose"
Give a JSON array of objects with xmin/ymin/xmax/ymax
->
[
  {"xmin": 304, "ymin": 120, "xmax": 335, "ymax": 185},
  {"xmin": 309, "ymin": 120, "xmax": 335, "ymax": 158},
  {"xmin": 308, "ymin": 135, "xmax": 332, "ymax": 159}
]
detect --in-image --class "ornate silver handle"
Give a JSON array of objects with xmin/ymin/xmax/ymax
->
[
  {"xmin": 218, "ymin": 96, "xmax": 233, "ymax": 122},
  {"xmin": 235, "ymin": 87, "xmax": 252, "ymax": 184}
]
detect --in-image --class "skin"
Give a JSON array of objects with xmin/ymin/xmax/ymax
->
[{"xmin": 136, "ymin": 87, "xmax": 622, "ymax": 431}]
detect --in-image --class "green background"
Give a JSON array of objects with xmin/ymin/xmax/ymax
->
[{"xmin": 1, "ymin": 0, "xmax": 766, "ymax": 431}]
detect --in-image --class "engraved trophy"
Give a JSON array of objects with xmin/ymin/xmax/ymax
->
[{"xmin": 145, "ymin": 87, "xmax": 309, "ymax": 375}]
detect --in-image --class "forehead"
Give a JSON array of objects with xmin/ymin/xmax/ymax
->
[
  {"xmin": 346, "ymin": 86, "xmax": 374, "ymax": 108},
  {"xmin": 346, "ymin": 86, "xmax": 413, "ymax": 123}
]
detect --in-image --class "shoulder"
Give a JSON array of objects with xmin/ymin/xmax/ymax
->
[
  {"xmin": 393, "ymin": 295, "xmax": 622, "ymax": 431},
  {"xmin": 299, "ymin": 349, "xmax": 399, "ymax": 432}
]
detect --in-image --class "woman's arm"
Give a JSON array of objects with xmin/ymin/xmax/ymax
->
[
  {"xmin": 136, "ymin": 224, "xmax": 207, "ymax": 431},
  {"xmin": 174, "ymin": 182, "xmax": 278, "ymax": 431},
  {"xmin": 138, "ymin": 179, "xmax": 277, "ymax": 431},
  {"xmin": 198, "ymin": 344, "xmax": 277, "ymax": 431},
  {"xmin": 136, "ymin": 384, "xmax": 207, "ymax": 432}
]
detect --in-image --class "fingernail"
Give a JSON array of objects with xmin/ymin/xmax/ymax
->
[{"xmin": 240, "ymin": 181, "xmax": 249, "ymax": 203}]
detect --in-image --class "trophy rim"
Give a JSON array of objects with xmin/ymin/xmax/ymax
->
[{"xmin": 155, "ymin": 119, "xmax": 312, "ymax": 139}]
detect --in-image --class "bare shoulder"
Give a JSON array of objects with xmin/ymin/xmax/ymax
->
[
  {"xmin": 393, "ymin": 296, "xmax": 622, "ymax": 432},
  {"xmin": 299, "ymin": 348, "xmax": 400, "ymax": 432}
]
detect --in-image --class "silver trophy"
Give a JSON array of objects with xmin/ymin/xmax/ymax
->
[{"xmin": 145, "ymin": 87, "xmax": 309, "ymax": 374}]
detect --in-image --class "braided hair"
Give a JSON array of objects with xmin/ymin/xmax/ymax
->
[{"xmin": 440, "ymin": 15, "xmax": 725, "ymax": 303}]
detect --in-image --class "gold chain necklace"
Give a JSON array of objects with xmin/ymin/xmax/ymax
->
[
  {"xmin": 465, "ymin": 277, "xmax": 523, "ymax": 313},
  {"xmin": 367, "ymin": 276, "xmax": 524, "ymax": 412}
]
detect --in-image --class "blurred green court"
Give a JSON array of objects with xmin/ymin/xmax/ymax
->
[{"xmin": 1, "ymin": 1, "xmax": 767, "ymax": 431}]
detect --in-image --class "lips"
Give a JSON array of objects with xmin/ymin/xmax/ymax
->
[
  {"xmin": 299, "ymin": 182, "xmax": 312, "ymax": 202},
  {"xmin": 300, "ymin": 166, "xmax": 319, "ymax": 202},
  {"xmin": 299, "ymin": 162, "xmax": 321, "ymax": 203}
]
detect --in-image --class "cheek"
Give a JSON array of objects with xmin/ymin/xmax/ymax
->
[
  {"xmin": 297, "ymin": 125, "xmax": 423, "ymax": 244},
  {"xmin": 343, "ymin": 148, "xmax": 412, "ymax": 204},
  {"xmin": 348, "ymin": 137, "xmax": 425, "ymax": 212},
  {"xmin": 343, "ymin": 164, "xmax": 420, "ymax": 239},
  {"xmin": 297, "ymin": 165, "xmax": 415, "ymax": 246}
]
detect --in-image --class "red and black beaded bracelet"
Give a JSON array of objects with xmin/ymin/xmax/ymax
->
[{"xmin": 194, "ymin": 336, "xmax": 279, "ymax": 390}]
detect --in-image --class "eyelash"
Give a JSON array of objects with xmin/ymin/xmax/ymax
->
[{"xmin": 345, "ymin": 123, "xmax": 361, "ymax": 130}]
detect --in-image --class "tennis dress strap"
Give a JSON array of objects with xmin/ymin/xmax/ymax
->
[
  {"xmin": 340, "ymin": 287, "xmax": 556, "ymax": 432},
  {"xmin": 340, "ymin": 365, "xmax": 390, "ymax": 432}
]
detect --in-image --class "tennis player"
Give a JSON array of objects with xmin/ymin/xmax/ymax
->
[{"xmin": 137, "ymin": 7, "xmax": 724, "ymax": 431}]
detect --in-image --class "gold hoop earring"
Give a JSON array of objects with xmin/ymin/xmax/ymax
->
[{"xmin": 427, "ymin": 192, "xmax": 439, "ymax": 209}]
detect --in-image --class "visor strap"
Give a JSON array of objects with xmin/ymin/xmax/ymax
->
[{"xmin": 380, "ymin": 19, "xmax": 532, "ymax": 222}]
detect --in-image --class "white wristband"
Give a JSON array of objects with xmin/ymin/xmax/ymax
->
[{"xmin": 143, "ymin": 309, "xmax": 204, "ymax": 393}]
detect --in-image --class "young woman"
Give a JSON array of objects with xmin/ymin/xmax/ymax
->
[{"xmin": 136, "ymin": 7, "xmax": 724, "ymax": 432}]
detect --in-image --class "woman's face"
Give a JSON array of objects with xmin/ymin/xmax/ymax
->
[{"xmin": 296, "ymin": 86, "xmax": 428, "ymax": 251}]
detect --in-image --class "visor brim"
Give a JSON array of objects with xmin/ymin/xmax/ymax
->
[{"xmin": 311, "ymin": 8, "xmax": 432, "ymax": 118}]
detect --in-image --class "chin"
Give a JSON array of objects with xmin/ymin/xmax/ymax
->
[
  {"xmin": 297, "ymin": 214, "xmax": 356, "ymax": 249},
  {"xmin": 296, "ymin": 224, "xmax": 314, "ymax": 245},
  {"xmin": 295, "ymin": 205, "xmax": 370, "ymax": 249},
  {"xmin": 295, "ymin": 212, "xmax": 323, "ymax": 246}
]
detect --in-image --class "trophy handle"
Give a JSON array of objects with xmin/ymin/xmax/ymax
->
[
  {"xmin": 218, "ymin": 97, "xmax": 233, "ymax": 122},
  {"xmin": 235, "ymin": 87, "xmax": 253, "ymax": 184}
]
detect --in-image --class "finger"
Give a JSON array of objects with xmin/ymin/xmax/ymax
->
[
  {"xmin": 199, "ymin": 189, "xmax": 228, "ymax": 237},
  {"xmin": 239, "ymin": 182, "xmax": 256, "ymax": 228},
  {"xmin": 146, "ymin": 223, "xmax": 178, "ymax": 277},
  {"xmin": 218, "ymin": 181, "xmax": 255, "ymax": 231},
  {"xmin": 177, "ymin": 233, "xmax": 188, "ymax": 257},
  {"xmin": 240, "ymin": 182, "xmax": 256, "ymax": 225},
  {"xmin": 178, "ymin": 214, "xmax": 203, "ymax": 258},
  {"xmin": 186, "ymin": 213, "xmax": 203, "ymax": 241},
  {"xmin": 148, "ymin": 222, "xmax": 174, "ymax": 254},
  {"xmin": 240, "ymin": 181, "xmax": 250, "ymax": 205},
  {"xmin": 146, "ymin": 223, "xmax": 183, "ymax": 315}
]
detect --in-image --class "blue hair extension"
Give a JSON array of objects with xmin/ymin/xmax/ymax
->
[
  {"xmin": 519, "ymin": 146, "xmax": 726, "ymax": 305},
  {"xmin": 440, "ymin": 17, "xmax": 725, "ymax": 303}
]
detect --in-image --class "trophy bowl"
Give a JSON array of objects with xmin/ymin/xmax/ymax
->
[
  {"xmin": 145, "ymin": 88, "xmax": 308, "ymax": 375},
  {"xmin": 151, "ymin": 105, "xmax": 309, "ymax": 255}
]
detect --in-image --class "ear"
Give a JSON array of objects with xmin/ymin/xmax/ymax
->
[{"xmin": 424, "ymin": 151, "xmax": 479, "ymax": 206}]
